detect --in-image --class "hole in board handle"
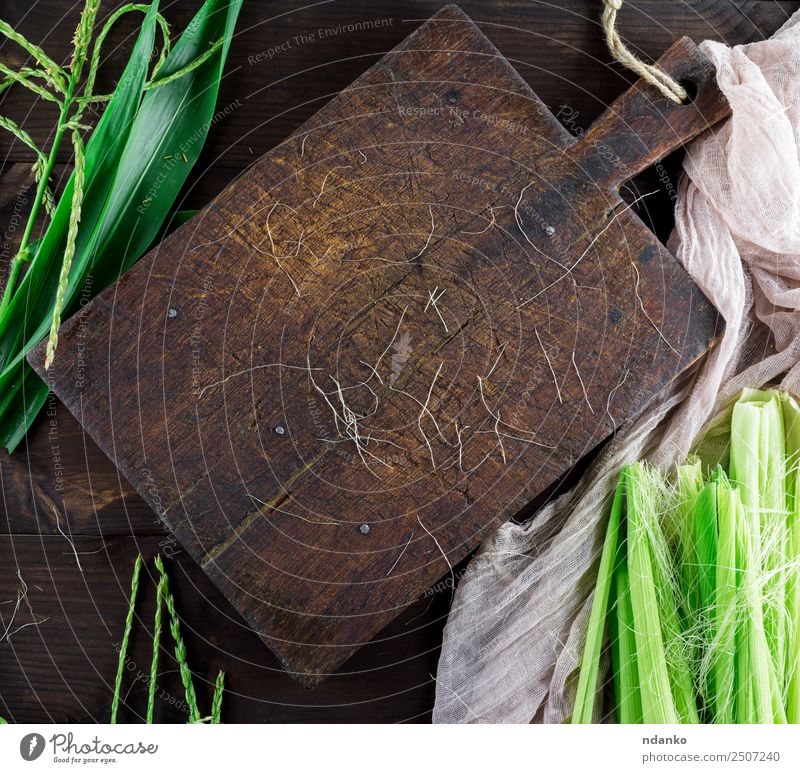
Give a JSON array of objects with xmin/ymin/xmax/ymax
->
[{"xmin": 678, "ymin": 78, "xmax": 698, "ymax": 105}]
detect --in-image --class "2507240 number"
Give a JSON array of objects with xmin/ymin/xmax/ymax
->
[{"xmin": 728, "ymin": 751, "xmax": 781, "ymax": 762}]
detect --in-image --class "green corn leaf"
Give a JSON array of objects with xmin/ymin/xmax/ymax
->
[
  {"xmin": 694, "ymin": 478, "xmax": 718, "ymax": 637},
  {"xmin": 572, "ymin": 475, "xmax": 625, "ymax": 723},
  {"xmin": 0, "ymin": 3, "xmax": 158, "ymax": 451},
  {"xmin": 788, "ymin": 467, "xmax": 800, "ymax": 724},
  {"xmin": 729, "ymin": 400, "xmax": 760, "ymax": 723},
  {"xmin": 611, "ymin": 554, "xmax": 642, "ymax": 723},
  {"xmin": 713, "ymin": 472, "xmax": 738, "ymax": 724},
  {"xmin": 581, "ymin": 389, "xmax": 800, "ymax": 724},
  {"xmin": 674, "ymin": 460, "xmax": 704, "ymax": 622},
  {"xmin": 639, "ymin": 465, "xmax": 699, "ymax": 723},
  {"xmin": 0, "ymin": 365, "xmax": 49, "ymax": 451},
  {"xmin": 731, "ymin": 396, "xmax": 786, "ymax": 723},
  {"xmin": 759, "ymin": 393, "xmax": 788, "ymax": 691},
  {"xmin": 625, "ymin": 464, "xmax": 679, "ymax": 723},
  {"xmin": 0, "ymin": 0, "xmax": 242, "ymax": 451},
  {"xmin": 0, "ymin": 2, "xmax": 160, "ymax": 366},
  {"xmin": 739, "ymin": 508, "xmax": 781, "ymax": 722},
  {"xmin": 780, "ymin": 391, "xmax": 800, "ymax": 723},
  {"xmin": 4, "ymin": 0, "xmax": 240, "ymax": 363},
  {"xmin": 75, "ymin": 0, "xmax": 242, "ymax": 289},
  {"xmin": 730, "ymin": 390, "xmax": 789, "ymax": 722}
]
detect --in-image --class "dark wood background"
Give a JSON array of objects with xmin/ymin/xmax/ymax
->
[{"xmin": 1, "ymin": 0, "xmax": 797, "ymax": 723}]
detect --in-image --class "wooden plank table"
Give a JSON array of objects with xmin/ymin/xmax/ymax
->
[{"xmin": 2, "ymin": 0, "xmax": 797, "ymax": 723}]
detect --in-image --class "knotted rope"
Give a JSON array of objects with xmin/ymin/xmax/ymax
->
[{"xmin": 602, "ymin": 0, "xmax": 688, "ymax": 104}]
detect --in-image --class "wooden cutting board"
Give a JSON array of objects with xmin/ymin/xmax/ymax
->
[{"xmin": 30, "ymin": 4, "xmax": 729, "ymax": 682}]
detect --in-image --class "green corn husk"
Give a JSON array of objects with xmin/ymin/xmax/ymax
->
[
  {"xmin": 648, "ymin": 516, "xmax": 700, "ymax": 720},
  {"xmin": 693, "ymin": 478, "xmax": 718, "ymax": 627},
  {"xmin": 633, "ymin": 464, "xmax": 699, "ymax": 723},
  {"xmin": 577, "ymin": 388, "xmax": 800, "ymax": 724},
  {"xmin": 730, "ymin": 391, "xmax": 787, "ymax": 723},
  {"xmin": 788, "ymin": 471, "xmax": 800, "ymax": 724},
  {"xmin": 611, "ymin": 560, "xmax": 642, "ymax": 723},
  {"xmin": 782, "ymin": 392, "xmax": 800, "ymax": 723},
  {"xmin": 673, "ymin": 460, "xmax": 704, "ymax": 624},
  {"xmin": 713, "ymin": 472, "xmax": 739, "ymax": 724},
  {"xmin": 572, "ymin": 478, "xmax": 625, "ymax": 723},
  {"xmin": 625, "ymin": 464, "xmax": 679, "ymax": 723}
]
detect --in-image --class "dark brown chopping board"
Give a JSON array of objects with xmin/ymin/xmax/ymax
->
[{"xmin": 29, "ymin": 4, "xmax": 728, "ymax": 682}]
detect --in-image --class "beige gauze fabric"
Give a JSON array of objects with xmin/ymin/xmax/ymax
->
[{"xmin": 433, "ymin": 12, "xmax": 800, "ymax": 724}]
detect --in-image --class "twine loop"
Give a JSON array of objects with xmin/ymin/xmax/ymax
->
[{"xmin": 602, "ymin": 0, "xmax": 688, "ymax": 104}]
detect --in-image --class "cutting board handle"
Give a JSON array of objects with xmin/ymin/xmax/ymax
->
[{"xmin": 571, "ymin": 36, "xmax": 729, "ymax": 188}]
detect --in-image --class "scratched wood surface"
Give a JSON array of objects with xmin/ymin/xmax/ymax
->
[
  {"xmin": 28, "ymin": 3, "xmax": 729, "ymax": 681},
  {"xmin": 3, "ymin": 0, "xmax": 798, "ymax": 722}
]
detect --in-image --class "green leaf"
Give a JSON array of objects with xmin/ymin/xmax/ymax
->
[
  {"xmin": 78, "ymin": 0, "xmax": 242, "ymax": 288},
  {"xmin": 611, "ymin": 560, "xmax": 642, "ymax": 723},
  {"xmin": 0, "ymin": 364, "xmax": 49, "ymax": 452},
  {"xmin": 0, "ymin": 5, "xmax": 158, "ymax": 453},
  {"xmin": 0, "ymin": 1, "xmax": 160, "ymax": 368},
  {"xmin": 714, "ymin": 472, "xmax": 739, "ymax": 724},
  {"xmin": 780, "ymin": 391, "xmax": 800, "ymax": 723},
  {"xmin": 730, "ymin": 391, "xmax": 788, "ymax": 722},
  {"xmin": 626, "ymin": 464, "xmax": 678, "ymax": 723},
  {"xmin": 572, "ymin": 475, "xmax": 625, "ymax": 723},
  {"xmin": 149, "ymin": 209, "xmax": 199, "ymax": 249},
  {"xmin": 0, "ymin": 0, "xmax": 242, "ymax": 451},
  {"xmin": 693, "ymin": 479, "xmax": 718, "ymax": 630},
  {"xmin": 3, "ymin": 0, "xmax": 239, "ymax": 365},
  {"xmin": 675, "ymin": 460, "xmax": 703, "ymax": 622}
]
